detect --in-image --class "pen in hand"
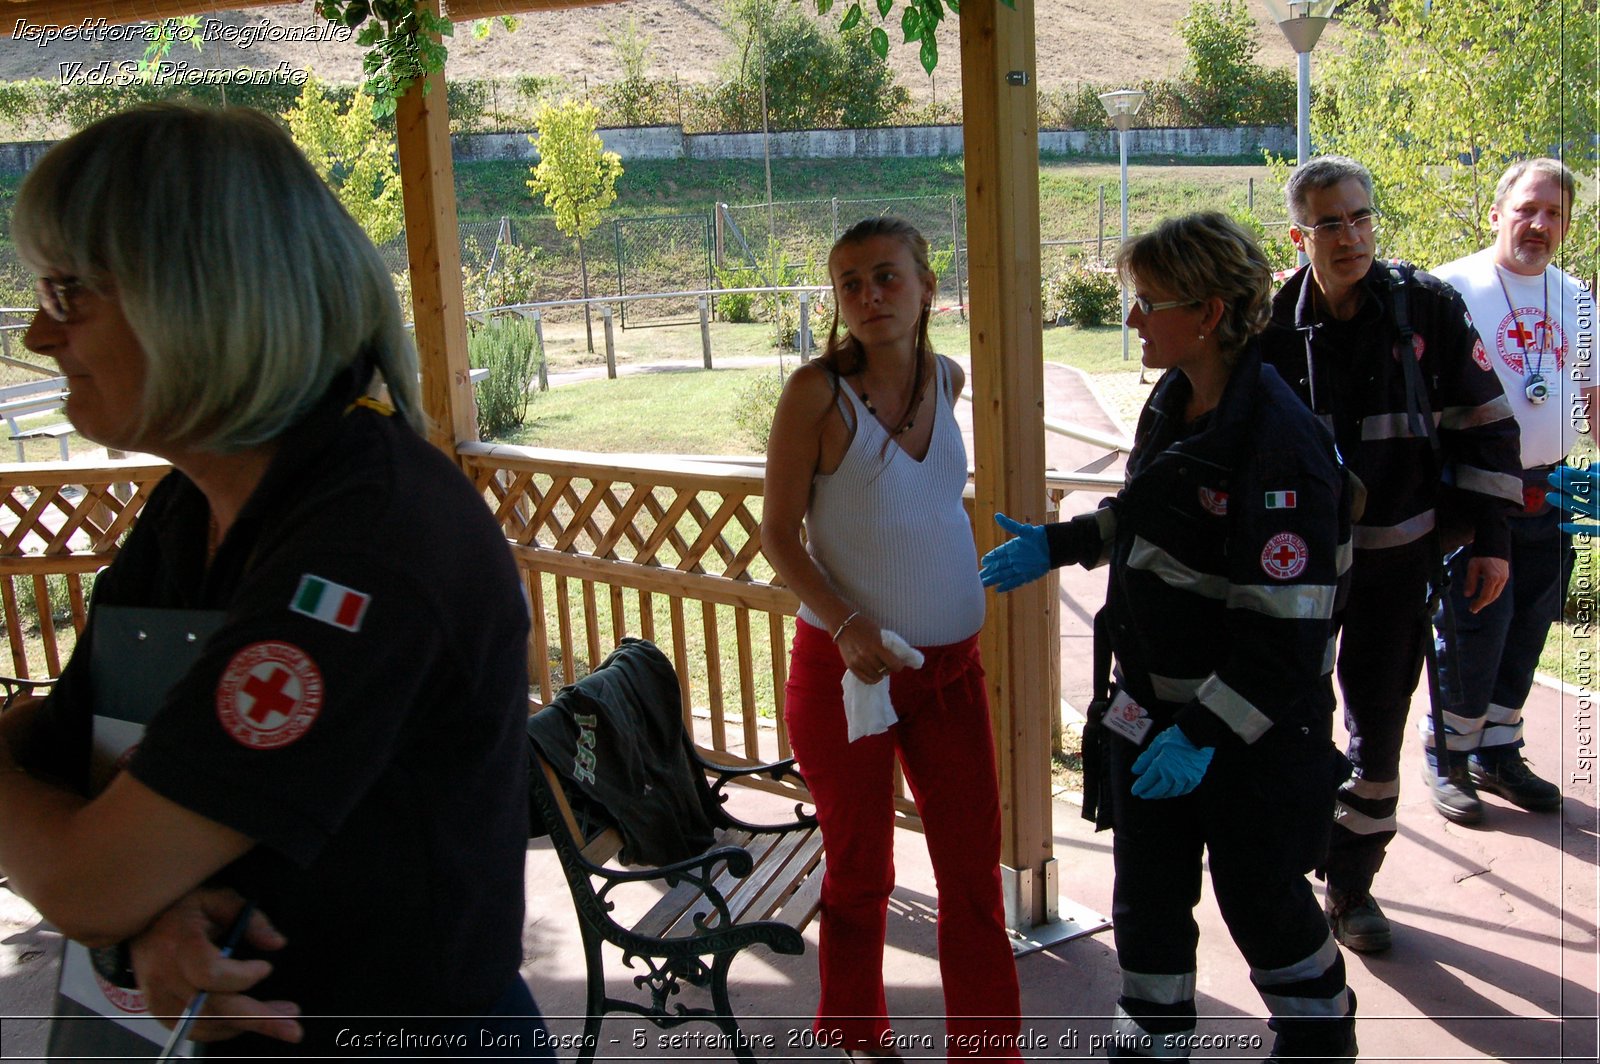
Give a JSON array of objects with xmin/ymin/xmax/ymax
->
[{"xmin": 155, "ymin": 899, "xmax": 257, "ymax": 1062}]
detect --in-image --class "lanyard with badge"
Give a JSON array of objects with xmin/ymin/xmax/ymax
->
[
  {"xmin": 46, "ymin": 605, "xmax": 225, "ymax": 1062},
  {"xmin": 1495, "ymin": 265, "xmax": 1553, "ymax": 405}
]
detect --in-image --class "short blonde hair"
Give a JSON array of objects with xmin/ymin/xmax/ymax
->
[
  {"xmin": 1116, "ymin": 212, "xmax": 1273, "ymax": 358},
  {"xmin": 13, "ymin": 103, "xmax": 421, "ymax": 452}
]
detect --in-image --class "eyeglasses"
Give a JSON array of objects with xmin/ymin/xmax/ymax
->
[
  {"xmin": 1133, "ymin": 295, "xmax": 1200, "ymax": 315},
  {"xmin": 34, "ymin": 276, "xmax": 85, "ymax": 323},
  {"xmin": 1297, "ymin": 210, "xmax": 1379, "ymax": 240}
]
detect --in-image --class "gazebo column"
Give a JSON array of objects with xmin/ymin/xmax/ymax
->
[
  {"xmin": 397, "ymin": 0, "xmax": 479, "ymax": 454},
  {"xmin": 960, "ymin": 0, "xmax": 1056, "ymax": 935}
]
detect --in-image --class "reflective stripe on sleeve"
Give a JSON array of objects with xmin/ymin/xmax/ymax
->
[
  {"xmin": 1455, "ymin": 465, "xmax": 1524, "ymax": 504},
  {"xmin": 1197, "ymin": 674, "xmax": 1273, "ymax": 743},
  {"xmin": 1150, "ymin": 673, "xmax": 1206, "ymax": 702},
  {"xmin": 1353, "ymin": 509, "xmax": 1436, "ymax": 550},
  {"xmin": 1439, "ymin": 394, "xmax": 1515, "ymax": 431},
  {"xmin": 1322, "ymin": 636, "xmax": 1337, "ymax": 675},
  {"xmin": 1226, "ymin": 581, "xmax": 1338, "ymax": 620},
  {"xmin": 1127, "ymin": 536, "xmax": 1228, "ymax": 599},
  {"xmin": 1361, "ymin": 412, "xmax": 1433, "ymax": 441}
]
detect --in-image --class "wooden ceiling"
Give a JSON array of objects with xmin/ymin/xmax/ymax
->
[{"xmin": 0, "ymin": 0, "xmax": 619, "ymax": 37}]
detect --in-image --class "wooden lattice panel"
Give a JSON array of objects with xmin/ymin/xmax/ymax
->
[{"xmin": 0, "ymin": 457, "xmax": 170, "ymax": 677}]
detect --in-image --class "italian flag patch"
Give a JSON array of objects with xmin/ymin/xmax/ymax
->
[
  {"xmin": 1265, "ymin": 491, "xmax": 1298, "ymax": 509},
  {"xmin": 290, "ymin": 574, "xmax": 371, "ymax": 633}
]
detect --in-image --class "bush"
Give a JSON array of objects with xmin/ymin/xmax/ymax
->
[
  {"xmin": 470, "ymin": 318, "xmax": 544, "ymax": 438},
  {"xmin": 732, "ymin": 367, "xmax": 788, "ymax": 452},
  {"xmin": 714, "ymin": 264, "xmax": 758, "ymax": 322},
  {"xmin": 1048, "ymin": 264, "xmax": 1120, "ymax": 328}
]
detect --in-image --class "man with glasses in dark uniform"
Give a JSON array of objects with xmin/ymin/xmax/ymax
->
[{"xmin": 1259, "ymin": 156, "xmax": 1522, "ymax": 955}]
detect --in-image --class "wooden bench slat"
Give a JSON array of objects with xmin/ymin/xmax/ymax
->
[
  {"xmin": 742, "ymin": 827, "xmax": 825, "ymax": 925},
  {"xmin": 630, "ymin": 826, "xmax": 759, "ymax": 940}
]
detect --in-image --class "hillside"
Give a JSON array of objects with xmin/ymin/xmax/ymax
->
[{"xmin": 0, "ymin": 0, "xmax": 1328, "ymax": 107}]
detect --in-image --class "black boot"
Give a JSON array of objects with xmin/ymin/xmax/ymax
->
[{"xmin": 1423, "ymin": 748, "xmax": 1483, "ymax": 824}]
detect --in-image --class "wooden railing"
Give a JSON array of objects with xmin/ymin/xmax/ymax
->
[
  {"xmin": 0, "ymin": 457, "xmax": 169, "ymax": 677},
  {"xmin": 1, "ymin": 445, "xmax": 1116, "ymax": 824}
]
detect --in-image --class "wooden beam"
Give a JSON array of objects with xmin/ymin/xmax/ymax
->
[
  {"xmin": 444, "ymin": 0, "xmax": 624, "ymax": 20},
  {"xmin": 395, "ymin": 0, "xmax": 478, "ymax": 456},
  {"xmin": 959, "ymin": 0, "xmax": 1053, "ymax": 929},
  {"xmin": 0, "ymin": 0, "xmax": 280, "ymax": 34}
]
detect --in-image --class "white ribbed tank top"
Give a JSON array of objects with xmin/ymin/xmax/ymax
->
[{"xmin": 796, "ymin": 355, "xmax": 985, "ymax": 647}]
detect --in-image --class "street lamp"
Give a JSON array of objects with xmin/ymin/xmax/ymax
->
[
  {"xmin": 1099, "ymin": 89, "xmax": 1145, "ymax": 362},
  {"xmin": 1263, "ymin": 0, "xmax": 1336, "ymax": 167}
]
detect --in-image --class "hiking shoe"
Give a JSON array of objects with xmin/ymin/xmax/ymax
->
[
  {"xmin": 1469, "ymin": 750, "xmax": 1561, "ymax": 811},
  {"xmin": 1423, "ymin": 755, "xmax": 1484, "ymax": 824},
  {"xmin": 1326, "ymin": 887, "xmax": 1392, "ymax": 953}
]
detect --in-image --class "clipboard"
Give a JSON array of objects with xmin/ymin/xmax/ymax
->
[{"xmin": 46, "ymin": 605, "xmax": 224, "ymax": 1062}]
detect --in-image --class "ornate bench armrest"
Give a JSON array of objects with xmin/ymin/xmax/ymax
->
[{"xmin": 694, "ymin": 752, "xmax": 818, "ymax": 834}]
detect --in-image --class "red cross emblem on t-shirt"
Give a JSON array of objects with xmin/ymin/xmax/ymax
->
[{"xmin": 216, "ymin": 642, "xmax": 324, "ymax": 749}]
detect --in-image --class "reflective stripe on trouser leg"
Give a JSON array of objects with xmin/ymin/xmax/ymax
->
[
  {"xmin": 1251, "ymin": 933, "xmax": 1351, "ymax": 1019},
  {"xmin": 1480, "ymin": 702, "xmax": 1526, "ymax": 750},
  {"xmin": 1331, "ymin": 547, "xmax": 1427, "ymax": 891},
  {"xmin": 1112, "ymin": 970, "xmax": 1196, "ymax": 1060}
]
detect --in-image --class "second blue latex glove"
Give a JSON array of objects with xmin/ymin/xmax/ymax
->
[
  {"xmin": 979, "ymin": 513, "xmax": 1050, "ymax": 592},
  {"xmin": 1547, "ymin": 466, "xmax": 1600, "ymax": 535},
  {"xmin": 1130, "ymin": 727, "xmax": 1215, "ymax": 800}
]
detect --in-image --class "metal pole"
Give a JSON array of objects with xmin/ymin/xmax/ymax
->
[
  {"xmin": 1296, "ymin": 49, "xmax": 1312, "ymax": 166},
  {"xmin": 1119, "ymin": 125, "xmax": 1131, "ymax": 362},
  {"xmin": 698, "ymin": 296, "xmax": 713, "ymax": 369},
  {"xmin": 950, "ymin": 195, "xmax": 965, "ymax": 320}
]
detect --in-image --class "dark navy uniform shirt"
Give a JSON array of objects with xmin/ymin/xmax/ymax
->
[
  {"xmin": 38, "ymin": 362, "xmax": 532, "ymax": 1052},
  {"xmin": 1047, "ymin": 346, "xmax": 1350, "ymax": 751}
]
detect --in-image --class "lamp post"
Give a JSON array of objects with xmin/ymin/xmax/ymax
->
[
  {"xmin": 1264, "ymin": 0, "xmax": 1336, "ymax": 167},
  {"xmin": 1099, "ymin": 89, "xmax": 1145, "ymax": 362}
]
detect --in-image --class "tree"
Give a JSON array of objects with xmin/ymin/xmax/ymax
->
[
  {"xmin": 284, "ymin": 75, "xmax": 404, "ymax": 246},
  {"xmin": 1178, "ymin": 0, "xmax": 1265, "ymax": 125},
  {"xmin": 721, "ymin": 0, "xmax": 907, "ymax": 130},
  {"xmin": 1308, "ymin": 0, "xmax": 1597, "ymax": 272},
  {"xmin": 526, "ymin": 100, "xmax": 623, "ymax": 353}
]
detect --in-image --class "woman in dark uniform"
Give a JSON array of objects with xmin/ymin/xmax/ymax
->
[
  {"xmin": 982, "ymin": 213, "xmax": 1357, "ymax": 1062},
  {"xmin": 0, "ymin": 104, "xmax": 544, "ymax": 1058}
]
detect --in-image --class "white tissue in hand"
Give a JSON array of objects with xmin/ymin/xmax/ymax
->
[{"xmin": 841, "ymin": 630, "xmax": 926, "ymax": 742}]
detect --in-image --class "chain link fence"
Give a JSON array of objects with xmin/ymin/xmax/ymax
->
[{"xmin": 612, "ymin": 215, "xmax": 713, "ymax": 328}]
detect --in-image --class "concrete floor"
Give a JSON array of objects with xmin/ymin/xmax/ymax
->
[{"xmin": 1, "ymin": 362, "xmax": 1595, "ymax": 1060}]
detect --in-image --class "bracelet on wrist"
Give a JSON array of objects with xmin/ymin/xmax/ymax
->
[{"xmin": 831, "ymin": 610, "xmax": 861, "ymax": 643}]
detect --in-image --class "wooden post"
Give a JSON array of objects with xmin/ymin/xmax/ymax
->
[
  {"xmin": 960, "ymin": 0, "xmax": 1054, "ymax": 932},
  {"xmin": 699, "ymin": 296, "xmax": 713, "ymax": 369},
  {"xmin": 798, "ymin": 292, "xmax": 811, "ymax": 363},
  {"xmin": 395, "ymin": 1, "xmax": 476, "ymax": 456},
  {"xmin": 602, "ymin": 304, "xmax": 617, "ymax": 379}
]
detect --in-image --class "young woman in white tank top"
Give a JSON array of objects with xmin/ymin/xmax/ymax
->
[{"xmin": 761, "ymin": 217, "xmax": 1021, "ymax": 1061}]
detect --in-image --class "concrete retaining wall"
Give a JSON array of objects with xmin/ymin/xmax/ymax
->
[
  {"xmin": 453, "ymin": 123, "xmax": 1292, "ymax": 165},
  {"xmin": 0, "ymin": 124, "xmax": 1293, "ymax": 174}
]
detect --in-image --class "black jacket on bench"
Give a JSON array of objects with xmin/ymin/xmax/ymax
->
[{"xmin": 528, "ymin": 638, "xmax": 716, "ymax": 865}]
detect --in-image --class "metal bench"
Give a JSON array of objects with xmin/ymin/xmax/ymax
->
[
  {"xmin": 527, "ymin": 638, "xmax": 824, "ymax": 1063},
  {"xmin": 0, "ymin": 377, "xmax": 71, "ymax": 461}
]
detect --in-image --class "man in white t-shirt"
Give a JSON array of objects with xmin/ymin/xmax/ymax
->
[{"xmin": 1427, "ymin": 158, "xmax": 1596, "ymax": 823}]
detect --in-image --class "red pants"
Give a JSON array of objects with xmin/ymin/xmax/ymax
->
[{"xmin": 784, "ymin": 619, "xmax": 1022, "ymax": 1060}]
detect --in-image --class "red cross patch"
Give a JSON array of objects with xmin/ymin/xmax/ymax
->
[
  {"xmin": 1261, "ymin": 532, "xmax": 1309, "ymax": 580},
  {"xmin": 1198, "ymin": 487, "xmax": 1229, "ymax": 515},
  {"xmin": 1472, "ymin": 337, "xmax": 1492, "ymax": 372},
  {"xmin": 216, "ymin": 642, "xmax": 324, "ymax": 750}
]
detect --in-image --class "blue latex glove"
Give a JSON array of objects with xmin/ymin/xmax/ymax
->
[
  {"xmin": 1547, "ymin": 466, "xmax": 1600, "ymax": 535},
  {"xmin": 1130, "ymin": 727, "xmax": 1215, "ymax": 800},
  {"xmin": 979, "ymin": 513, "xmax": 1050, "ymax": 592}
]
